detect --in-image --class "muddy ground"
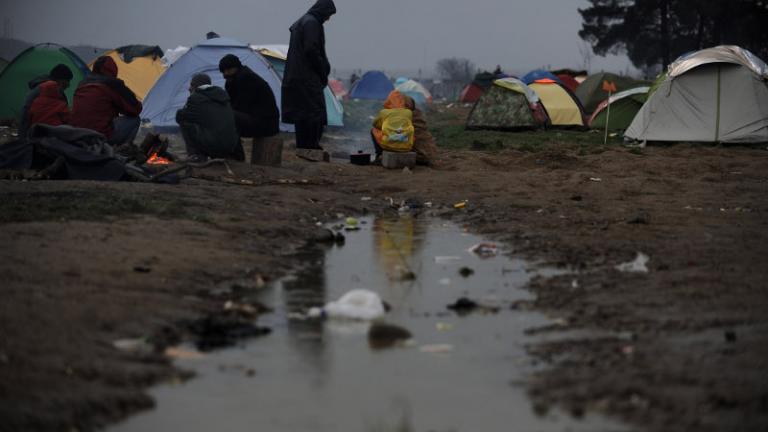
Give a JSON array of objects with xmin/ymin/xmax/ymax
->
[{"xmin": 1, "ymin": 108, "xmax": 767, "ymax": 431}]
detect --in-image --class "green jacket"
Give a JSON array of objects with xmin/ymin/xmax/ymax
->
[{"xmin": 176, "ymin": 85, "xmax": 239, "ymax": 156}]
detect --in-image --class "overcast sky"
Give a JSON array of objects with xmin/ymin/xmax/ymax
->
[{"xmin": 2, "ymin": 0, "xmax": 636, "ymax": 76}]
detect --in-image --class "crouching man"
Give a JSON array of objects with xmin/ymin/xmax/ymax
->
[{"xmin": 176, "ymin": 73, "xmax": 243, "ymax": 162}]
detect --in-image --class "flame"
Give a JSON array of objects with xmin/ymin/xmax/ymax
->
[{"xmin": 146, "ymin": 152, "xmax": 171, "ymax": 165}]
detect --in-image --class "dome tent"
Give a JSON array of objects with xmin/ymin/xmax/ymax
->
[
  {"xmin": 625, "ymin": 46, "xmax": 768, "ymax": 144},
  {"xmin": 349, "ymin": 71, "xmax": 394, "ymax": 100},
  {"xmin": 88, "ymin": 45, "xmax": 166, "ymax": 101},
  {"xmin": 0, "ymin": 43, "xmax": 89, "ymax": 120},
  {"xmin": 574, "ymin": 72, "xmax": 645, "ymax": 114},
  {"xmin": 588, "ymin": 87, "xmax": 649, "ymax": 130},
  {"xmin": 528, "ymin": 79, "xmax": 585, "ymax": 127},
  {"xmin": 141, "ymin": 37, "xmax": 288, "ymax": 132},
  {"xmin": 466, "ymin": 78, "xmax": 547, "ymax": 130}
]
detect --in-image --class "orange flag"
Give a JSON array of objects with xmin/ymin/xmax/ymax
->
[{"xmin": 602, "ymin": 80, "xmax": 617, "ymax": 93}]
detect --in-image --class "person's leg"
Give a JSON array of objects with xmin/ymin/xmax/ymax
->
[
  {"xmin": 109, "ymin": 116, "xmax": 140, "ymax": 146},
  {"xmin": 233, "ymin": 111, "xmax": 255, "ymax": 139},
  {"xmin": 371, "ymin": 130, "xmax": 383, "ymax": 157},
  {"xmin": 178, "ymin": 123, "xmax": 208, "ymax": 161},
  {"xmin": 229, "ymin": 140, "xmax": 245, "ymax": 161}
]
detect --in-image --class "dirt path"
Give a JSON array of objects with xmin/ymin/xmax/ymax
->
[{"xmin": 2, "ymin": 144, "xmax": 767, "ymax": 431}]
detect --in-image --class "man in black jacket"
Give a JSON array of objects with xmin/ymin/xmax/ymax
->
[
  {"xmin": 218, "ymin": 54, "xmax": 279, "ymax": 139},
  {"xmin": 176, "ymin": 73, "xmax": 243, "ymax": 162},
  {"xmin": 282, "ymin": 0, "xmax": 336, "ymax": 151}
]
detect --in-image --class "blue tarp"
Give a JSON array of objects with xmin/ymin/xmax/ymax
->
[
  {"xmin": 141, "ymin": 37, "xmax": 290, "ymax": 132},
  {"xmin": 349, "ymin": 70, "xmax": 394, "ymax": 100},
  {"xmin": 521, "ymin": 69, "xmax": 562, "ymax": 85}
]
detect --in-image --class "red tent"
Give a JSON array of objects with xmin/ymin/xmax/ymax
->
[
  {"xmin": 329, "ymin": 78, "xmax": 348, "ymax": 100},
  {"xmin": 557, "ymin": 74, "xmax": 580, "ymax": 92},
  {"xmin": 459, "ymin": 83, "xmax": 484, "ymax": 103}
]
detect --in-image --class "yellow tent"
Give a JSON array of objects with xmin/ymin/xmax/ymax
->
[
  {"xmin": 89, "ymin": 49, "xmax": 165, "ymax": 101},
  {"xmin": 529, "ymin": 80, "xmax": 584, "ymax": 126}
]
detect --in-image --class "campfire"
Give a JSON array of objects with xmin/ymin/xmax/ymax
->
[{"xmin": 139, "ymin": 133, "xmax": 176, "ymax": 166}]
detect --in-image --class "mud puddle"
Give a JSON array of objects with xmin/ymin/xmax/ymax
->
[{"xmin": 111, "ymin": 216, "xmax": 628, "ymax": 432}]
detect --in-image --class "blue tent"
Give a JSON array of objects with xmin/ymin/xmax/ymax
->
[
  {"xmin": 260, "ymin": 54, "xmax": 344, "ymax": 127},
  {"xmin": 521, "ymin": 69, "xmax": 562, "ymax": 85},
  {"xmin": 142, "ymin": 37, "xmax": 289, "ymax": 132},
  {"xmin": 349, "ymin": 71, "xmax": 394, "ymax": 100}
]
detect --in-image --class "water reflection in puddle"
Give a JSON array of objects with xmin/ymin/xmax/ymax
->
[{"xmin": 112, "ymin": 216, "xmax": 626, "ymax": 432}]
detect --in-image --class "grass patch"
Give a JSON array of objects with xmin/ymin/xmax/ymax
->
[{"xmin": 0, "ymin": 190, "xmax": 203, "ymax": 224}]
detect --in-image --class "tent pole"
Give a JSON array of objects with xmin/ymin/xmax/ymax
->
[
  {"xmin": 715, "ymin": 65, "xmax": 721, "ymax": 142},
  {"xmin": 603, "ymin": 91, "xmax": 612, "ymax": 145}
]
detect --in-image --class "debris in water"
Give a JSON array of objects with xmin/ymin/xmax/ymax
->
[
  {"xmin": 311, "ymin": 227, "xmax": 336, "ymax": 244},
  {"xmin": 435, "ymin": 256, "xmax": 461, "ymax": 264},
  {"xmin": 345, "ymin": 217, "xmax": 361, "ymax": 231},
  {"xmin": 164, "ymin": 346, "xmax": 206, "ymax": 360},
  {"xmin": 447, "ymin": 297, "xmax": 501, "ymax": 315},
  {"xmin": 468, "ymin": 242, "xmax": 498, "ymax": 258},
  {"xmin": 436, "ymin": 322, "xmax": 454, "ymax": 332},
  {"xmin": 458, "ymin": 267, "xmax": 475, "ymax": 277},
  {"xmin": 419, "ymin": 344, "xmax": 454, "ymax": 354},
  {"xmin": 615, "ymin": 252, "xmax": 650, "ymax": 273},
  {"xmin": 185, "ymin": 314, "xmax": 272, "ymax": 351},
  {"xmin": 223, "ymin": 300, "xmax": 271, "ymax": 318},
  {"xmin": 309, "ymin": 289, "xmax": 387, "ymax": 321},
  {"xmin": 454, "ymin": 201, "xmax": 467, "ymax": 209},
  {"xmin": 368, "ymin": 322, "xmax": 413, "ymax": 349},
  {"xmin": 589, "ymin": 177, "xmax": 602, "ymax": 182}
]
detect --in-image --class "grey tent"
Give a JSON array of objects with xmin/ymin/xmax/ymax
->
[{"xmin": 625, "ymin": 46, "xmax": 768, "ymax": 144}]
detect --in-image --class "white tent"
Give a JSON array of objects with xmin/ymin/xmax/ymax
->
[{"xmin": 625, "ymin": 46, "xmax": 768, "ymax": 144}]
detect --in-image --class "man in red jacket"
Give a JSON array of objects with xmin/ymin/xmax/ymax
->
[{"xmin": 70, "ymin": 56, "xmax": 142, "ymax": 145}]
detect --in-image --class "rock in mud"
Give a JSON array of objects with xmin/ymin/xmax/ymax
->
[
  {"xmin": 447, "ymin": 297, "xmax": 500, "ymax": 315},
  {"xmin": 368, "ymin": 322, "xmax": 413, "ymax": 349},
  {"xmin": 185, "ymin": 313, "xmax": 271, "ymax": 351},
  {"xmin": 311, "ymin": 227, "xmax": 336, "ymax": 244},
  {"xmin": 458, "ymin": 267, "xmax": 475, "ymax": 277}
]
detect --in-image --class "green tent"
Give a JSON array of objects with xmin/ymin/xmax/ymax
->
[
  {"xmin": 588, "ymin": 87, "xmax": 649, "ymax": 130},
  {"xmin": 466, "ymin": 78, "xmax": 545, "ymax": 130},
  {"xmin": 574, "ymin": 72, "xmax": 645, "ymax": 114},
  {"xmin": 0, "ymin": 57, "xmax": 8, "ymax": 74},
  {"xmin": 0, "ymin": 44, "xmax": 89, "ymax": 120}
]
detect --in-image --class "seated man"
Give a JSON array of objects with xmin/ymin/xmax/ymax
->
[
  {"xmin": 19, "ymin": 64, "xmax": 73, "ymax": 140},
  {"xmin": 70, "ymin": 56, "xmax": 142, "ymax": 145},
  {"xmin": 176, "ymin": 73, "xmax": 243, "ymax": 162},
  {"xmin": 371, "ymin": 90, "xmax": 437, "ymax": 166},
  {"xmin": 218, "ymin": 54, "xmax": 279, "ymax": 139}
]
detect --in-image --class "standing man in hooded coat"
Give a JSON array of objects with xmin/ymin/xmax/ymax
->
[{"xmin": 282, "ymin": 0, "xmax": 336, "ymax": 152}]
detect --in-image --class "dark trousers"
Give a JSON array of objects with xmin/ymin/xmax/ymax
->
[
  {"xmin": 234, "ymin": 111, "xmax": 277, "ymax": 139},
  {"xmin": 109, "ymin": 116, "xmax": 140, "ymax": 146},
  {"xmin": 180, "ymin": 123, "xmax": 245, "ymax": 161},
  {"xmin": 295, "ymin": 119, "xmax": 324, "ymax": 150}
]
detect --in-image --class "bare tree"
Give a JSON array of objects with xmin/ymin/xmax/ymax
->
[
  {"xmin": 578, "ymin": 41, "xmax": 593, "ymax": 72},
  {"xmin": 436, "ymin": 57, "xmax": 476, "ymax": 83}
]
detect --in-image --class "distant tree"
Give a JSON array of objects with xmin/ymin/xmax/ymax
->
[
  {"xmin": 436, "ymin": 57, "xmax": 475, "ymax": 83},
  {"xmin": 579, "ymin": 0, "xmax": 768, "ymax": 71}
]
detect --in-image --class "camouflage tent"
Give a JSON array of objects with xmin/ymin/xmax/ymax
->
[{"xmin": 466, "ymin": 78, "xmax": 547, "ymax": 131}]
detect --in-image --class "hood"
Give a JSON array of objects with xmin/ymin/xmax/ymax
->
[
  {"xmin": 38, "ymin": 80, "xmax": 64, "ymax": 98},
  {"xmin": 307, "ymin": 0, "xmax": 336, "ymax": 22},
  {"xmin": 196, "ymin": 85, "xmax": 230, "ymax": 104}
]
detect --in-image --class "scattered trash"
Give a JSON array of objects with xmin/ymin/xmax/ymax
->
[
  {"xmin": 571, "ymin": 279, "xmax": 579, "ymax": 289},
  {"xmin": 402, "ymin": 167, "xmax": 412, "ymax": 174},
  {"xmin": 621, "ymin": 345, "xmax": 635, "ymax": 356},
  {"xmin": 436, "ymin": 322, "xmax": 454, "ymax": 332},
  {"xmin": 309, "ymin": 289, "xmax": 387, "ymax": 321},
  {"xmin": 435, "ymin": 256, "xmax": 462, "ymax": 264},
  {"xmin": 345, "ymin": 217, "xmax": 360, "ymax": 231},
  {"xmin": 368, "ymin": 322, "xmax": 413, "ymax": 349},
  {"xmin": 447, "ymin": 297, "xmax": 500, "ymax": 315},
  {"xmin": 589, "ymin": 177, "xmax": 602, "ymax": 182},
  {"xmin": 112, "ymin": 338, "xmax": 152, "ymax": 354},
  {"xmin": 133, "ymin": 266, "xmax": 151, "ymax": 273},
  {"xmin": 164, "ymin": 346, "xmax": 206, "ymax": 360},
  {"xmin": 453, "ymin": 201, "xmax": 467, "ymax": 209},
  {"xmin": 419, "ymin": 344, "xmax": 454, "ymax": 354},
  {"xmin": 615, "ymin": 252, "xmax": 650, "ymax": 273},
  {"xmin": 724, "ymin": 330, "xmax": 737, "ymax": 343},
  {"xmin": 185, "ymin": 314, "xmax": 272, "ymax": 351},
  {"xmin": 627, "ymin": 213, "xmax": 650, "ymax": 225},
  {"xmin": 223, "ymin": 300, "xmax": 271, "ymax": 318},
  {"xmin": 570, "ymin": 195, "xmax": 583, "ymax": 201},
  {"xmin": 468, "ymin": 243, "xmax": 498, "ymax": 258},
  {"xmin": 458, "ymin": 267, "xmax": 475, "ymax": 277},
  {"xmin": 360, "ymin": 196, "xmax": 372, "ymax": 201}
]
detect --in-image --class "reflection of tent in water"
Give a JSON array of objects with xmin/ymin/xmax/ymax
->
[
  {"xmin": 141, "ymin": 37, "xmax": 288, "ymax": 131},
  {"xmin": 0, "ymin": 44, "xmax": 89, "ymax": 120},
  {"xmin": 626, "ymin": 46, "xmax": 768, "ymax": 144},
  {"xmin": 373, "ymin": 217, "xmax": 424, "ymax": 282},
  {"xmin": 588, "ymin": 87, "xmax": 649, "ymax": 130},
  {"xmin": 466, "ymin": 78, "xmax": 547, "ymax": 130},
  {"xmin": 88, "ymin": 45, "xmax": 166, "ymax": 101},
  {"xmin": 251, "ymin": 44, "xmax": 344, "ymax": 127}
]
